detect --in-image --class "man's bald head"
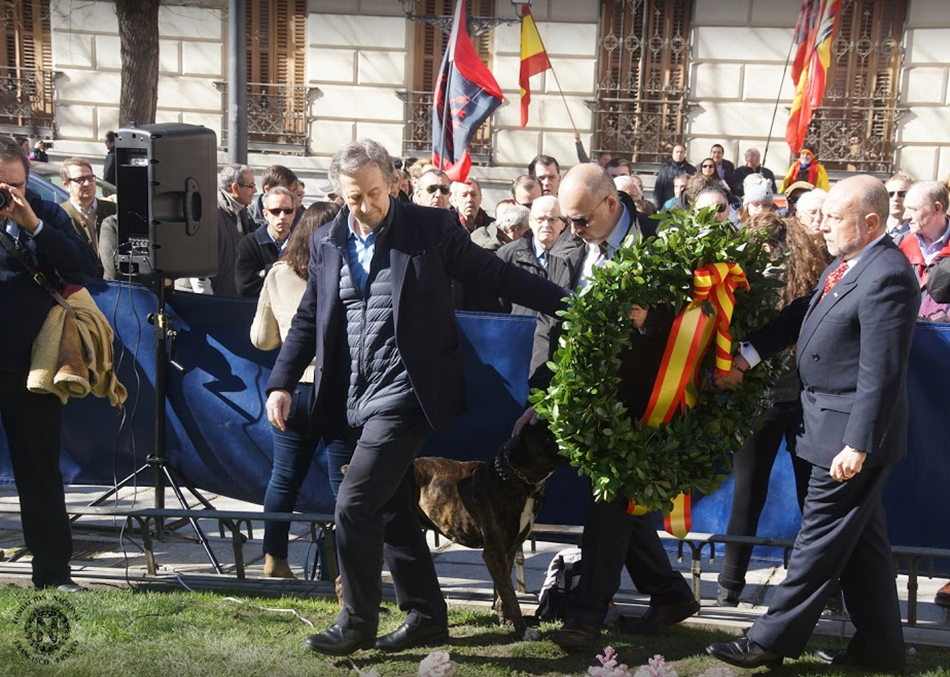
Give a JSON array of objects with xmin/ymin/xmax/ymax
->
[
  {"xmin": 559, "ymin": 164, "xmax": 622, "ymax": 245},
  {"xmin": 820, "ymin": 175, "xmax": 889, "ymax": 260}
]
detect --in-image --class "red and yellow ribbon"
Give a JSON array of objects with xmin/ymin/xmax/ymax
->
[{"xmin": 627, "ymin": 262, "xmax": 749, "ymax": 537}]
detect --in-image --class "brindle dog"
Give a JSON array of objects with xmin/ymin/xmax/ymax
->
[{"xmin": 411, "ymin": 422, "xmax": 565, "ymax": 641}]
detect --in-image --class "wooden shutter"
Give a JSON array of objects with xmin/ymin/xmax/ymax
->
[
  {"xmin": 807, "ymin": 0, "xmax": 907, "ymax": 172},
  {"xmin": 411, "ymin": 0, "xmax": 495, "ymax": 92},
  {"xmin": 0, "ymin": 0, "xmax": 54, "ymax": 128}
]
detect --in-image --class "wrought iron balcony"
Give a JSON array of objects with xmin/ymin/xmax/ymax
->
[
  {"xmin": 804, "ymin": 105, "xmax": 904, "ymax": 174},
  {"xmin": 215, "ymin": 81, "xmax": 320, "ymax": 153},
  {"xmin": 585, "ymin": 96, "xmax": 690, "ymax": 166},
  {"xmin": 0, "ymin": 67, "xmax": 56, "ymax": 134},
  {"xmin": 396, "ymin": 90, "xmax": 493, "ymax": 164}
]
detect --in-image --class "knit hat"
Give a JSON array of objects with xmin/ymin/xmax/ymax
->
[{"xmin": 743, "ymin": 175, "xmax": 774, "ymax": 206}]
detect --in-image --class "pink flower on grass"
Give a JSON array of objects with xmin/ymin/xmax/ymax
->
[
  {"xmin": 588, "ymin": 646, "xmax": 633, "ymax": 677},
  {"xmin": 418, "ymin": 651, "xmax": 458, "ymax": 677},
  {"xmin": 632, "ymin": 654, "xmax": 679, "ymax": 677}
]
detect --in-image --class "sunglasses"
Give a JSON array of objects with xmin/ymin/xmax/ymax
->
[
  {"xmin": 567, "ymin": 195, "xmax": 608, "ymax": 228},
  {"xmin": 713, "ymin": 202, "xmax": 728, "ymax": 214},
  {"xmin": 887, "ymin": 190, "xmax": 907, "ymax": 198},
  {"xmin": 701, "ymin": 164, "xmax": 715, "ymax": 169},
  {"xmin": 67, "ymin": 174, "xmax": 96, "ymax": 185},
  {"xmin": 426, "ymin": 184, "xmax": 451, "ymax": 195},
  {"xmin": 266, "ymin": 207, "xmax": 295, "ymax": 216}
]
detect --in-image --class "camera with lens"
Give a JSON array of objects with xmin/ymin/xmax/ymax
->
[{"xmin": 0, "ymin": 187, "xmax": 11, "ymax": 211}]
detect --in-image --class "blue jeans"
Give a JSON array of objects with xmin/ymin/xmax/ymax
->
[{"xmin": 262, "ymin": 384, "xmax": 349, "ymax": 561}]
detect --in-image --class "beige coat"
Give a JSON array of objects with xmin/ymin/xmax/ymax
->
[{"xmin": 250, "ymin": 261, "xmax": 315, "ymax": 383}]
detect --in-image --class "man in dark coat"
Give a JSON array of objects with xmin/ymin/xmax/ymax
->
[
  {"xmin": 235, "ymin": 186, "xmax": 295, "ymax": 298},
  {"xmin": 653, "ymin": 143, "xmax": 695, "ymax": 210},
  {"xmin": 0, "ymin": 136, "xmax": 99, "ymax": 592},
  {"xmin": 265, "ymin": 139, "xmax": 567, "ymax": 657},
  {"xmin": 707, "ymin": 175, "xmax": 919, "ymax": 672},
  {"xmin": 517, "ymin": 165, "xmax": 699, "ymax": 649}
]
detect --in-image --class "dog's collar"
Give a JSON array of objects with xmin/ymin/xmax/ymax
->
[{"xmin": 494, "ymin": 453, "xmax": 541, "ymax": 492}]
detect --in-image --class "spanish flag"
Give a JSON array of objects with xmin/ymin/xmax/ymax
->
[
  {"xmin": 786, "ymin": 0, "xmax": 841, "ymax": 153},
  {"xmin": 519, "ymin": 6, "xmax": 551, "ymax": 128}
]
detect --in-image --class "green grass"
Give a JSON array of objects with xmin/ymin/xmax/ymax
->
[{"xmin": 0, "ymin": 584, "xmax": 946, "ymax": 676}]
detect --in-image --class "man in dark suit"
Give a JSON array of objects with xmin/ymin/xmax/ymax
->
[
  {"xmin": 265, "ymin": 139, "xmax": 567, "ymax": 657},
  {"xmin": 710, "ymin": 143, "xmax": 735, "ymax": 191},
  {"xmin": 516, "ymin": 164, "xmax": 699, "ymax": 649},
  {"xmin": 707, "ymin": 175, "xmax": 919, "ymax": 672},
  {"xmin": 59, "ymin": 157, "xmax": 117, "ymax": 270},
  {"xmin": 235, "ymin": 186, "xmax": 295, "ymax": 298},
  {"xmin": 0, "ymin": 136, "xmax": 99, "ymax": 592}
]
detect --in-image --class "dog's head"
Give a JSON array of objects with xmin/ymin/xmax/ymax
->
[{"xmin": 497, "ymin": 422, "xmax": 566, "ymax": 489}]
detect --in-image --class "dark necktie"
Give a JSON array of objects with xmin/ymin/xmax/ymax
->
[
  {"xmin": 821, "ymin": 261, "xmax": 849, "ymax": 299},
  {"xmin": 599, "ymin": 241, "xmax": 609, "ymax": 262}
]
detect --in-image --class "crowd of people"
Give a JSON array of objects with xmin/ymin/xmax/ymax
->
[{"xmin": 2, "ymin": 130, "xmax": 950, "ymax": 668}]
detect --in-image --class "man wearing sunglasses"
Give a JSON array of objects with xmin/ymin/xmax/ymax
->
[
  {"xmin": 516, "ymin": 164, "xmax": 698, "ymax": 649},
  {"xmin": 414, "ymin": 169, "xmax": 452, "ymax": 209},
  {"xmin": 236, "ymin": 186, "xmax": 296, "ymax": 298},
  {"xmin": 884, "ymin": 173, "xmax": 913, "ymax": 240}
]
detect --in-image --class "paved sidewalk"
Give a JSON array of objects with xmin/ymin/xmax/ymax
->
[{"xmin": 1, "ymin": 484, "xmax": 948, "ymax": 648}]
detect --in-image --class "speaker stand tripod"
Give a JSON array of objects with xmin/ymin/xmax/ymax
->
[{"xmin": 77, "ymin": 281, "xmax": 224, "ymax": 574}]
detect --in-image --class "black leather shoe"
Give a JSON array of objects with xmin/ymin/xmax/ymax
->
[
  {"xmin": 550, "ymin": 618, "xmax": 601, "ymax": 649},
  {"xmin": 304, "ymin": 623, "xmax": 376, "ymax": 656},
  {"xmin": 706, "ymin": 637, "xmax": 783, "ymax": 669},
  {"xmin": 816, "ymin": 648, "xmax": 904, "ymax": 673},
  {"xmin": 620, "ymin": 599, "xmax": 700, "ymax": 635},
  {"xmin": 374, "ymin": 620, "xmax": 448, "ymax": 652}
]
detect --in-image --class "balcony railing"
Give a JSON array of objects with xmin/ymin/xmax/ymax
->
[
  {"xmin": 396, "ymin": 90, "xmax": 493, "ymax": 164},
  {"xmin": 586, "ymin": 97, "xmax": 689, "ymax": 165},
  {"xmin": 803, "ymin": 105, "xmax": 904, "ymax": 174},
  {"xmin": 215, "ymin": 82, "xmax": 319, "ymax": 154},
  {"xmin": 0, "ymin": 67, "xmax": 56, "ymax": 134}
]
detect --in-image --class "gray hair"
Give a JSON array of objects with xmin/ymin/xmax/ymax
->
[
  {"xmin": 908, "ymin": 180, "xmax": 949, "ymax": 214},
  {"xmin": 795, "ymin": 188, "xmax": 827, "ymax": 214},
  {"xmin": 218, "ymin": 163, "xmax": 253, "ymax": 191},
  {"xmin": 495, "ymin": 202, "xmax": 530, "ymax": 232},
  {"xmin": 263, "ymin": 185, "xmax": 294, "ymax": 207},
  {"xmin": 695, "ymin": 185, "xmax": 729, "ymax": 204},
  {"xmin": 744, "ymin": 147, "xmax": 761, "ymax": 163},
  {"xmin": 329, "ymin": 139, "xmax": 394, "ymax": 189}
]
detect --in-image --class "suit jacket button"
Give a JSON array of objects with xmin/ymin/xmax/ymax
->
[
  {"xmin": 812, "ymin": 353, "xmax": 820, "ymax": 360},
  {"xmin": 806, "ymin": 386, "xmax": 815, "ymax": 394}
]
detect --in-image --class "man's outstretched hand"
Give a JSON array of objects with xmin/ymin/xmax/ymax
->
[{"xmin": 713, "ymin": 354, "xmax": 750, "ymax": 390}]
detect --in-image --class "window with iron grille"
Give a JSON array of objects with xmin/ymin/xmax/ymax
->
[
  {"xmin": 0, "ymin": 0, "xmax": 54, "ymax": 134},
  {"xmin": 400, "ymin": 0, "xmax": 495, "ymax": 163},
  {"xmin": 243, "ymin": 0, "xmax": 309, "ymax": 150},
  {"xmin": 590, "ymin": 0, "xmax": 691, "ymax": 165},
  {"xmin": 804, "ymin": 0, "xmax": 907, "ymax": 173}
]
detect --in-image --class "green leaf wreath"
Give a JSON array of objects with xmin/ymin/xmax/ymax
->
[{"xmin": 530, "ymin": 207, "xmax": 784, "ymax": 514}]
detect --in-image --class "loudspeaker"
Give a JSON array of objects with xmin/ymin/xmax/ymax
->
[{"xmin": 115, "ymin": 123, "xmax": 218, "ymax": 279}]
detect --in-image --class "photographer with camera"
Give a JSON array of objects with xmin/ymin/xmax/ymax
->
[{"xmin": 0, "ymin": 136, "xmax": 99, "ymax": 592}]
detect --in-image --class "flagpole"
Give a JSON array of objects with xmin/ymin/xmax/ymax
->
[
  {"xmin": 763, "ymin": 35, "xmax": 797, "ymax": 168},
  {"xmin": 547, "ymin": 63, "xmax": 578, "ymax": 135}
]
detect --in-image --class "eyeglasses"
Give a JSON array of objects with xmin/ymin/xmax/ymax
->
[
  {"xmin": 266, "ymin": 207, "xmax": 296, "ymax": 216},
  {"xmin": 67, "ymin": 174, "xmax": 96, "ymax": 185},
  {"xmin": 567, "ymin": 195, "xmax": 608, "ymax": 228},
  {"xmin": 425, "ymin": 184, "xmax": 451, "ymax": 195},
  {"xmin": 701, "ymin": 164, "xmax": 715, "ymax": 169},
  {"xmin": 237, "ymin": 182, "xmax": 256, "ymax": 190},
  {"xmin": 887, "ymin": 190, "xmax": 907, "ymax": 198},
  {"xmin": 714, "ymin": 202, "xmax": 728, "ymax": 214}
]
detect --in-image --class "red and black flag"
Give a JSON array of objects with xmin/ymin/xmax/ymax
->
[{"xmin": 432, "ymin": 0, "xmax": 503, "ymax": 182}]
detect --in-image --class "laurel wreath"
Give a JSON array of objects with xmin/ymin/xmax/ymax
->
[{"xmin": 530, "ymin": 207, "xmax": 783, "ymax": 513}]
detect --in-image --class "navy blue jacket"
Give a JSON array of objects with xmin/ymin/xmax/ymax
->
[
  {"xmin": 266, "ymin": 198, "xmax": 568, "ymax": 433},
  {"xmin": 749, "ymin": 236, "xmax": 919, "ymax": 468},
  {"xmin": 0, "ymin": 189, "xmax": 100, "ymax": 371}
]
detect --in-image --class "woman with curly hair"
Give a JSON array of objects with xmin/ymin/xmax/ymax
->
[{"xmin": 716, "ymin": 212, "xmax": 830, "ymax": 606}]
